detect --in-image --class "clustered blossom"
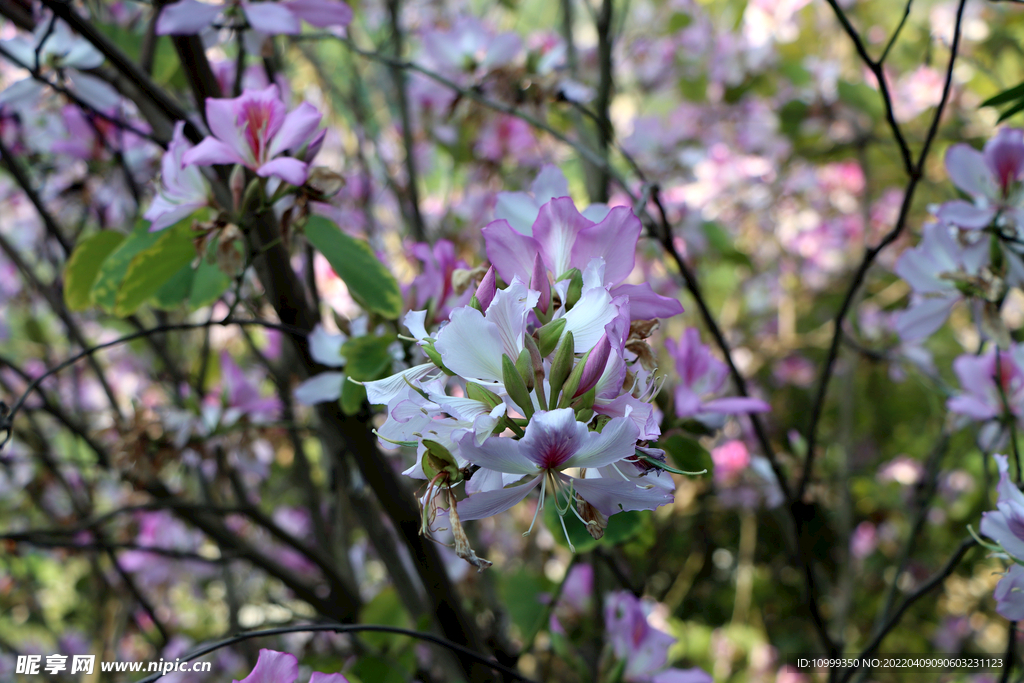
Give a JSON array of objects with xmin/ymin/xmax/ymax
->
[
  {"xmin": 146, "ymin": 86, "xmax": 325, "ymax": 230},
  {"xmin": 157, "ymin": 0, "xmax": 352, "ymax": 36},
  {"xmin": 234, "ymin": 649, "xmax": 347, "ymax": 683},
  {"xmin": 979, "ymin": 455, "xmax": 1024, "ymax": 620},
  {"xmin": 301, "ymin": 191, "xmax": 687, "ymax": 559},
  {"xmin": 947, "ymin": 344, "xmax": 1024, "ymax": 451},
  {"xmin": 605, "ymin": 591, "xmax": 712, "ymax": 683},
  {"xmin": 894, "ymin": 127, "xmax": 1024, "ymax": 344}
]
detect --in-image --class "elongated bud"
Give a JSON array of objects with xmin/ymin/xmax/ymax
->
[
  {"xmin": 466, "ymin": 382, "xmax": 502, "ymax": 409},
  {"xmin": 566, "ymin": 269, "xmax": 583, "ymax": 308},
  {"xmin": 523, "ymin": 334, "xmax": 547, "ymax": 407},
  {"xmin": 475, "ymin": 265, "xmax": 497, "ymax": 311},
  {"xmin": 516, "ymin": 348, "xmax": 535, "ymax": 392},
  {"xmin": 532, "ymin": 254, "xmax": 550, "ymax": 314},
  {"xmin": 547, "ymin": 331, "xmax": 575, "ymax": 410},
  {"xmin": 502, "ymin": 354, "xmax": 535, "ymax": 418},
  {"xmin": 535, "ymin": 317, "xmax": 566, "ymax": 357},
  {"xmin": 574, "ymin": 333, "xmax": 610, "ymax": 398},
  {"xmin": 558, "ymin": 347, "xmax": 592, "ymax": 409}
]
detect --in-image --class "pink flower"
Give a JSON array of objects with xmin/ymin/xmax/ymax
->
[
  {"xmin": 145, "ymin": 121, "xmax": 209, "ymax": 231},
  {"xmin": 667, "ymin": 328, "xmax": 770, "ymax": 421},
  {"xmin": 994, "ymin": 565, "xmax": 1024, "ymax": 621},
  {"xmin": 938, "ymin": 128, "xmax": 1024, "ymax": 229},
  {"xmin": 980, "ymin": 454, "xmax": 1024, "ymax": 561},
  {"xmin": 605, "ymin": 591, "xmax": 712, "ymax": 683},
  {"xmin": 182, "ymin": 85, "xmax": 322, "ymax": 187},
  {"xmin": 712, "ymin": 440, "xmax": 750, "ymax": 484},
  {"xmin": 157, "ymin": 0, "xmax": 352, "ymax": 36},
  {"xmin": 234, "ymin": 649, "xmax": 348, "ymax": 683},
  {"xmin": 456, "ymin": 408, "xmax": 671, "ymax": 523},
  {"xmin": 947, "ymin": 347, "xmax": 1024, "ymax": 424}
]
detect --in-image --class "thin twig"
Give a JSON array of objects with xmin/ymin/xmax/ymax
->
[{"xmin": 802, "ymin": 0, "xmax": 968, "ymax": 500}]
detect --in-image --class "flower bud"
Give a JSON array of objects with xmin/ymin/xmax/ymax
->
[
  {"xmin": 516, "ymin": 348, "xmax": 535, "ymax": 392},
  {"xmin": 475, "ymin": 265, "xmax": 497, "ymax": 311},
  {"xmin": 502, "ymin": 353, "xmax": 534, "ymax": 418},
  {"xmin": 566, "ymin": 269, "xmax": 583, "ymax": 308},
  {"xmin": 421, "ymin": 439, "xmax": 463, "ymax": 483},
  {"xmin": 574, "ymin": 333, "xmax": 610, "ymax": 398},
  {"xmin": 229, "ymin": 164, "xmax": 246, "ymax": 212},
  {"xmin": 547, "ymin": 331, "xmax": 575, "ymax": 410},
  {"xmin": 535, "ymin": 317, "xmax": 566, "ymax": 357},
  {"xmin": 466, "ymin": 382, "xmax": 502, "ymax": 409},
  {"xmin": 532, "ymin": 253, "xmax": 550, "ymax": 314}
]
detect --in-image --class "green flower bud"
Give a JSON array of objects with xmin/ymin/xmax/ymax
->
[{"xmin": 502, "ymin": 354, "xmax": 535, "ymax": 419}]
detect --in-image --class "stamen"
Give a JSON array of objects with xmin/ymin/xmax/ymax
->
[
  {"xmin": 558, "ymin": 511, "xmax": 576, "ymax": 553},
  {"xmin": 611, "ymin": 462, "xmax": 631, "ymax": 482},
  {"xmin": 523, "ymin": 474, "xmax": 547, "ymax": 537}
]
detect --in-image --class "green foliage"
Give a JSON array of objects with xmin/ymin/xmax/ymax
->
[
  {"xmin": 358, "ymin": 587, "xmax": 411, "ymax": 649},
  {"xmin": 500, "ymin": 570, "xmax": 548, "ymax": 635},
  {"xmin": 661, "ymin": 434, "xmax": 714, "ymax": 478},
  {"xmin": 304, "ymin": 216, "xmax": 404, "ymax": 319},
  {"xmin": 114, "ymin": 226, "xmax": 196, "ymax": 317},
  {"xmin": 982, "ymin": 81, "xmax": 1024, "ymax": 121},
  {"xmin": 63, "ymin": 230, "xmax": 124, "ymax": 311}
]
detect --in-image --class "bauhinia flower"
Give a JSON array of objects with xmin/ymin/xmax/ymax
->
[
  {"xmin": 182, "ymin": 85, "xmax": 323, "ymax": 187},
  {"xmin": 157, "ymin": 0, "xmax": 353, "ymax": 36},
  {"xmin": 666, "ymin": 328, "xmax": 770, "ymax": 423},
  {"xmin": 939, "ymin": 128, "xmax": 1024, "ymax": 230},
  {"xmin": 234, "ymin": 649, "xmax": 348, "ymax": 683},
  {"xmin": 145, "ymin": 121, "xmax": 209, "ymax": 231},
  {"xmin": 980, "ymin": 454, "xmax": 1024, "ymax": 561},
  {"xmin": 980, "ymin": 455, "xmax": 1024, "ymax": 621},
  {"xmin": 605, "ymin": 591, "xmax": 713, "ymax": 683},
  {"xmin": 456, "ymin": 408, "xmax": 673, "ymax": 545}
]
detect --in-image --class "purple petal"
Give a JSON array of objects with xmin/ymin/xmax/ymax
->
[
  {"xmin": 309, "ymin": 324, "xmax": 345, "ymax": 367},
  {"xmin": 267, "ymin": 102, "xmax": 322, "ymax": 158},
  {"xmin": 894, "ymin": 297, "xmax": 956, "ymax": 342},
  {"xmin": 309, "ymin": 674, "xmax": 350, "ymax": 683},
  {"xmin": 562, "ymin": 415, "xmax": 639, "ymax": 470},
  {"xmin": 570, "ymin": 206, "xmax": 642, "ymax": 287},
  {"xmin": 156, "ymin": 0, "xmax": 223, "ymax": 35},
  {"xmin": 651, "ymin": 669, "xmax": 714, "ymax": 683},
  {"xmin": 701, "ymin": 396, "xmax": 771, "ymax": 414},
  {"xmin": 984, "ymin": 512, "xmax": 1024, "ymax": 566},
  {"xmin": 946, "ymin": 143, "xmax": 997, "ymax": 198},
  {"xmin": 532, "ymin": 197, "xmax": 593, "ymax": 277},
  {"xmin": 285, "ymin": 0, "xmax": 353, "ymax": 27},
  {"xmin": 294, "ymin": 372, "xmax": 345, "ymax": 405},
  {"xmin": 235, "ymin": 649, "xmax": 298, "ymax": 683},
  {"xmin": 482, "ymin": 219, "xmax": 542, "ymax": 285},
  {"xmin": 242, "ymin": 1, "xmax": 302, "ymax": 34},
  {"xmin": 610, "ymin": 283, "xmax": 683, "ymax": 320},
  {"xmin": 494, "ymin": 191, "xmax": 541, "ymax": 234},
  {"xmin": 568, "ymin": 475, "xmax": 673, "ymax": 516},
  {"xmin": 530, "ymin": 165, "xmax": 569, "ymax": 205},
  {"xmin": 457, "ymin": 476, "xmax": 542, "ymax": 521},
  {"xmin": 936, "ymin": 200, "xmax": 995, "ymax": 229},
  {"xmin": 257, "ymin": 157, "xmax": 309, "ymax": 186},
  {"xmin": 182, "ymin": 137, "xmax": 247, "ymax": 167},
  {"xmin": 457, "ymin": 432, "xmax": 539, "ymax": 476}
]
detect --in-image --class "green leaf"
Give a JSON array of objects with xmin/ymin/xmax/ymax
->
[
  {"xmin": 341, "ymin": 379, "xmax": 366, "ymax": 416},
  {"xmin": 500, "ymin": 570, "xmax": 548, "ymax": 634},
  {"xmin": 63, "ymin": 231, "xmax": 124, "ymax": 311},
  {"xmin": 661, "ymin": 435, "xmax": 714, "ymax": 478},
  {"xmin": 114, "ymin": 227, "xmax": 196, "ymax": 317},
  {"xmin": 305, "ymin": 216, "xmax": 403, "ymax": 319},
  {"xmin": 91, "ymin": 221, "xmax": 169, "ymax": 312},
  {"xmin": 189, "ymin": 258, "xmax": 231, "ymax": 309},
  {"xmin": 837, "ymin": 81, "xmax": 882, "ymax": 120},
  {"xmin": 151, "ymin": 263, "xmax": 196, "ymax": 310},
  {"xmin": 702, "ymin": 222, "xmax": 752, "ymax": 268},
  {"xmin": 358, "ymin": 587, "xmax": 411, "ymax": 649},
  {"xmin": 998, "ymin": 98, "xmax": 1024, "ymax": 123},
  {"xmin": 341, "ymin": 335, "xmax": 394, "ymax": 381},
  {"xmin": 983, "ymin": 81, "xmax": 1024, "ymax": 108}
]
